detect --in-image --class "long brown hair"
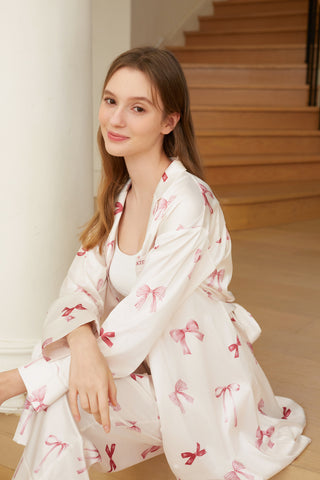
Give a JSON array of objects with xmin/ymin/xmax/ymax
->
[{"xmin": 80, "ymin": 46, "xmax": 204, "ymax": 252}]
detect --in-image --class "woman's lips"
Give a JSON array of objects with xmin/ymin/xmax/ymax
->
[{"xmin": 107, "ymin": 131, "xmax": 129, "ymax": 142}]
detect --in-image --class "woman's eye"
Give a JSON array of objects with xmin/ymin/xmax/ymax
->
[
  {"xmin": 104, "ymin": 97, "xmax": 115, "ymax": 105},
  {"xmin": 133, "ymin": 106, "xmax": 144, "ymax": 113}
]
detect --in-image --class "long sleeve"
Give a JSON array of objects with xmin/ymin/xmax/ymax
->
[{"xmin": 41, "ymin": 245, "xmax": 108, "ymax": 360}]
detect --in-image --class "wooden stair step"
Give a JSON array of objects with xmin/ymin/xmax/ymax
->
[
  {"xmin": 199, "ymin": 11, "xmax": 308, "ymax": 32},
  {"xmin": 213, "ymin": 180, "xmax": 320, "ymax": 230},
  {"xmin": 182, "ymin": 63, "xmax": 307, "ymax": 85},
  {"xmin": 213, "ymin": 0, "xmax": 308, "ymax": 16},
  {"xmin": 169, "ymin": 44, "xmax": 305, "ymax": 64},
  {"xmin": 222, "ymin": 0, "xmax": 306, "ymax": 4},
  {"xmin": 202, "ymin": 153, "xmax": 320, "ymax": 166},
  {"xmin": 196, "ymin": 130, "xmax": 320, "ymax": 155},
  {"xmin": 204, "ymin": 158, "xmax": 320, "ymax": 185},
  {"xmin": 185, "ymin": 27, "xmax": 307, "ymax": 46},
  {"xmin": 192, "ymin": 106, "xmax": 319, "ymax": 130},
  {"xmin": 215, "ymin": 180, "xmax": 320, "ymax": 205},
  {"xmin": 189, "ymin": 84, "xmax": 309, "ymax": 107}
]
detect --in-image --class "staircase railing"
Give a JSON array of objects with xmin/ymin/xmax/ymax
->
[{"xmin": 306, "ymin": 0, "xmax": 320, "ymax": 107}]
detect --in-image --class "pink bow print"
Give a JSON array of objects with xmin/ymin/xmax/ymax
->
[
  {"xmin": 224, "ymin": 460, "xmax": 255, "ymax": 480},
  {"xmin": 105, "ymin": 443, "xmax": 116, "ymax": 472},
  {"xmin": 19, "ymin": 398, "xmax": 33, "ymax": 436},
  {"xmin": 215, "ymin": 384, "xmax": 240, "ymax": 427},
  {"xmin": 61, "ymin": 304, "xmax": 86, "ymax": 320},
  {"xmin": 135, "ymin": 284, "xmax": 166, "ymax": 312},
  {"xmin": 76, "ymin": 285, "xmax": 100, "ymax": 308},
  {"xmin": 228, "ymin": 336, "xmax": 241, "ymax": 358},
  {"xmin": 169, "ymin": 379, "xmax": 194, "ymax": 414},
  {"xmin": 34, "ymin": 435, "xmax": 69, "ymax": 473},
  {"xmin": 141, "ymin": 445, "xmax": 161, "ymax": 459},
  {"xmin": 24, "ymin": 357, "xmax": 42, "ymax": 369},
  {"xmin": 207, "ymin": 268, "xmax": 225, "ymax": 292},
  {"xmin": 114, "ymin": 202, "xmax": 123, "ymax": 214},
  {"xmin": 282, "ymin": 407, "xmax": 291, "ymax": 419},
  {"xmin": 77, "ymin": 248, "xmax": 87, "ymax": 257},
  {"xmin": 130, "ymin": 373, "xmax": 144, "ymax": 381},
  {"xmin": 170, "ymin": 320, "xmax": 204, "ymax": 355},
  {"xmin": 100, "ymin": 327, "xmax": 115, "ymax": 347},
  {"xmin": 76, "ymin": 458, "xmax": 87, "ymax": 475},
  {"xmin": 181, "ymin": 442, "xmax": 207, "ymax": 465},
  {"xmin": 153, "ymin": 195, "xmax": 176, "ymax": 220},
  {"xmin": 115, "ymin": 420, "xmax": 141, "ymax": 433},
  {"xmin": 84, "ymin": 447, "xmax": 101, "ymax": 462},
  {"xmin": 188, "ymin": 248, "xmax": 202, "ymax": 279},
  {"xmin": 77, "ymin": 447, "xmax": 102, "ymax": 474},
  {"xmin": 199, "ymin": 183, "xmax": 214, "ymax": 214},
  {"xmin": 28, "ymin": 385, "xmax": 48, "ymax": 413},
  {"xmin": 256, "ymin": 426, "xmax": 275, "ymax": 450},
  {"xmin": 106, "ymin": 240, "xmax": 115, "ymax": 256}
]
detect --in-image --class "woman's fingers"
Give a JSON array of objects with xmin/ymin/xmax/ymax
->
[
  {"xmin": 93, "ymin": 412, "xmax": 102, "ymax": 424},
  {"xmin": 109, "ymin": 377, "xmax": 118, "ymax": 407},
  {"xmin": 98, "ymin": 390, "xmax": 111, "ymax": 432},
  {"xmin": 79, "ymin": 390, "xmax": 91, "ymax": 415},
  {"xmin": 68, "ymin": 387, "xmax": 80, "ymax": 422}
]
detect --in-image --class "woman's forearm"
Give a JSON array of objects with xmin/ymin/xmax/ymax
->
[
  {"xmin": 0, "ymin": 368, "xmax": 26, "ymax": 406},
  {"xmin": 67, "ymin": 323, "xmax": 97, "ymax": 350}
]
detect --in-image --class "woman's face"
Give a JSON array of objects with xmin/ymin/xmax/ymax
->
[{"xmin": 99, "ymin": 67, "xmax": 173, "ymax": 161}]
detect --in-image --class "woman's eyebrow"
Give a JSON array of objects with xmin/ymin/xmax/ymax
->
[{"xmin": 103, "ymin": 89, "xmax": 153, "ymax": 106}]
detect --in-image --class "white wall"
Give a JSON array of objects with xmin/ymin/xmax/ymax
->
[
  {"xmin": 92, "ymin": 0, "xmax": 131, "ymax": 194},
  {"xmin": 131, "ymin": 0, "xmax": 213, "ymax": 48},
  {"xmin": 0, "ymin": 0, "xmax": 93, "ymax": 412}
]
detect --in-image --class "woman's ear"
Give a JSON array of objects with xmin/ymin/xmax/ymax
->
[{"xmin": 161, "ymin": 112, "xmax": 180, "ymax": 135}]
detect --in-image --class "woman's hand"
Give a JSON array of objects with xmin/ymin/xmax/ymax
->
[{"xmin": 67, "ymin": 324, "xmax": 117, "ymax": 432}]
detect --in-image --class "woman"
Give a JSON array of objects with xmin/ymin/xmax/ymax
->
[{"xmin": 1, "ymin": 47, "xmax": 310, "ymax": 479}]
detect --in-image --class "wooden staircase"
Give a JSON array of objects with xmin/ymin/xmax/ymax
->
[{"xmin": 168, "ymin": 0, "xmax": 320, "ymax": 230}]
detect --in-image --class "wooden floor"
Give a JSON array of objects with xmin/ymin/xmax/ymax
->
[{"xmin": 1, "ymin": 218, "xmax": 319, "ymax": 480}]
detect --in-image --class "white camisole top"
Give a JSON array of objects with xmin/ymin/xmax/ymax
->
[
  {"xmin": 109, "ymin": 239, "xmax": 141, "ymax": 296},
  {"xmin": 109, "ymin": 239, "xmax": 150, "ymax": 373}
]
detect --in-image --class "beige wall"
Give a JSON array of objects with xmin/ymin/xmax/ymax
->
[
  {"xmin": 92, "ymin": 0, "xmax": 131, "ymax": 193},
  {"xmin": 0, "ymin": 0, "xmax": 93, "ymax": 413},
  {"xmin": 131, "ymin": 0, "xmax": 213, "ymax": 47}
]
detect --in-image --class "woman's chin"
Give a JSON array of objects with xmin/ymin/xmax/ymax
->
[{"xmin": 104, "ymin": 141, "xmax": 128, "ymax": 158}]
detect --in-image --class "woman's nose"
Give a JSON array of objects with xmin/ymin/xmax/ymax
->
[{"xmin": 110, "ymin": 106, "xmax": 126, "ymax": 127}]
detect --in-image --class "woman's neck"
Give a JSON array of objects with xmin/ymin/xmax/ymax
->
[{"xmin": 124, "ymin": 152, "xmax": 171, "ymax": 203}]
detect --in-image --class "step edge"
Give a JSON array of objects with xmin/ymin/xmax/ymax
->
[
  {"xmin": 191, "ymin": 106, "xmax": 319, "ymax": 112},
  {"xmin": 196, "ymin": 130, "xmax": 320, "ymax": 136},
  {"xmin": 189, "ymin": 84, "xmax": 308, "ymax": 90},
  {"xmin": 202, "ymin": 156, "xmax": 320, "ymax": 166},
  {"xmin": 182, "ymin": 63, "xmax": 307, "ymax": 69},
  {"xmin": 169, "ymin": 44, "xmax": 306, "ymax": 51},
  {"xmin": 217, "ymin": 0, "xmax": 308, "ymax": 4},
  {"xmin": 214, "ymin": 183, "xmax": 320, "ymax": 205},
  {"xmin": 214, "ymin": 0, "xmax": 307, "ymax": 6},
  {"xmin": 199, "ymin": 10, "xmax": 308, "ymax": 21},
  {"xmin": 184, "ymin": 27, "xmax": 307, "ymax": 36}
]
